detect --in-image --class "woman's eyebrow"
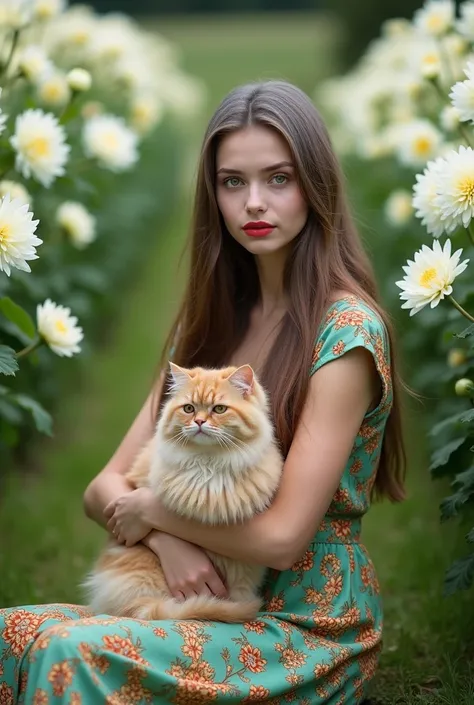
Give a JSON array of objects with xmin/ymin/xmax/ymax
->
[{"xmin": 216, "ymin": 161, "xmax": 294, "ymax": 175}]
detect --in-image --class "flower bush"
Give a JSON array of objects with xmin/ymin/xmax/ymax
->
[
  {"xmin": 318, "ymin": 0, "xmax": 474, "ymax": 594},
  {"xmin": 0, "ymin": 1, "xmax": 205, "ymax": 465}
]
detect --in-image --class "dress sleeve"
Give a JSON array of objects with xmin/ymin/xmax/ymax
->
[{"xmin": 310, "ymin": 299, "xmax": 393, "ymax": 420}]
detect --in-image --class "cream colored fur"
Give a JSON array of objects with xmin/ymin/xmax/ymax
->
[{"xmin": 83, "ymin": 364, "xmax": 283, "ymax": 623}]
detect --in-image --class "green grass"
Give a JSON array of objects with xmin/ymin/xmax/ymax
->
[{"xmin": 1, "ymin": 12, "xmax": 473, "ymax": 705}]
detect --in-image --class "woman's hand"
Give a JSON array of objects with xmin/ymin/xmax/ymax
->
[
  {"xmin": 143, "ymin": 531, "xmax": 229, "ymax": 602},
  {"xmin": 103, "ymin": 487, "xmax": 154, "ymax": 546}
]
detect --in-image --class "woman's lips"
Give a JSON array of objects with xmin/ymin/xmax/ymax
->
[{"xmin": 242, "ymin": 222, "xmax": 275, "ymax": 238}]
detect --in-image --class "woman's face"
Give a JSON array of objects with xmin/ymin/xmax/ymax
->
[{"xmin": 215, "ymin": 124, "xmax": 309, "ymax": 257}]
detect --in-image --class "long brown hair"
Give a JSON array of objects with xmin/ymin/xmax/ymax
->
[{"xmin": 156, "ymin": 80, "xmax": 406, "ymax": 502}]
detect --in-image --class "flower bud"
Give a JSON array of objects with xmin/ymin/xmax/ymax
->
[
  {"xmin": 67, "ymin": 68, "xmax": 91, "ymax": 93},
  {"xmin": 455, "ymin": 378, "xmax": 474, "ymax": 396},
  {"xmin": 448, "ymin": 349, "xmax": 467, "ymax": 368}
]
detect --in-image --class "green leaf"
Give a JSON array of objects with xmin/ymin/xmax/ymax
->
[
  {"xmin": 0, "ymin": 297, "xmax": 35, "ymax": 339},
  {"xmin": 440, "ymin": 484, "xmax": 474, "ymax": 521},
  {"xmin": 455, "ymin": 324, "xmax": 474, "ymax": 339},
  {"xmin": 0, "ymin": 397, "xmax": 22, "ymax": 425},
  {"xmin": 0, "ymin": 345, "xmax": 18, "ymax": 376},
  {"xmin": 444, "ymin": 550, "xmax": 474, "ymax": 595},
  {"xmin": 461, "ymin": 409, "xmax": 474, "ymax": 423},
  {"xmin": 12, "ymin": 393, "xmax": 53, "ymax": 436},
  {"xmin": 430, "ymin": 411, "xmax": 468, "ymax": 437},
  {"xmin": 429, "ymin": 437, "xmax": 466, "ymax": 472},
  {"xmin": 466, "ymin": 527, "xmax": 474, "ymax": 543}
]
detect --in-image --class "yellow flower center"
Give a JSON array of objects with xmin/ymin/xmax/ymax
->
[
  {"xmin": 42, "ymin": 83, "xmax": 63, "ymax": 102},
  {"xmin": 420, "ymin": 267, "xmax": 438, "ymax": 288},
  {"xmin": 413, "ymin": 136, "xmax": 432, "ymax": 157},
  {"xmin": 25, "ymin": 136, "xmax": 51, "ymax": 160},
  {"xmin": 427, "ymin": 14, "xmax": 443, "ymax": 32},
  {"xmin": 0, "ymin": 224, "xmax": 11, "ymax": 244},
  {"xmin": 457, "ymin": 175, "xmax": 474, "ymax": 204},
  {"xmin": 102, "ymin": 131, "xmax": 119, "ymax": 152},
  {"xmin": 55, "ymin": 320, "xmax": 67, "ymax": 334}
]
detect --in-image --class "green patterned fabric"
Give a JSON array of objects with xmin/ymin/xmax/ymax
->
[{"xmin": 0, "ymin": 296, "xmax": 392, "ymax": 704}]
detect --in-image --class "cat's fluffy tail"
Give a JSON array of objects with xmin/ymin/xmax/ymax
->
[{"xmin": 123, "ymin": 595, "xmax": 261, "ymax": 623}]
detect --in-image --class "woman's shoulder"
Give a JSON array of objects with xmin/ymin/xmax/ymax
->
[
  {"xmin": 323, "ymin": 291, "xmax": 384, "ymax": 327},
  {"xmin": 313, "ymin": 291, "xmax": 390, "ymax": 366}
]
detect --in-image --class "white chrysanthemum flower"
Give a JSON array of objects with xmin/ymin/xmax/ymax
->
[
  {"xmin": 450, "ymin": 61, "xmax": 474, "ymax": 121},
  {"xmin": 395, "ymin": 119, "xmax": 443, "ymax": 167},
  {"xmin": 0, "ymin": 194, "xmax": 41, "ymax": 277},
  {"xmin": 67, "ymin": 68, "xmax": 91, "ymax": 92},
  {"xmin": 384, "ymin": 190, "xmax": 414, "ymax": 227},
  {"xmin": 0, "ymin": 180, "xmax": 31, "ymax": 207},
  {"xmin": 413, "ymin": 157, "xmax": 453, "ymax": 237},
  {"xmin": 440, "ymin": 104, "xmax": 461, "ymax": 131},
  {"xmin": 420, "ymin": 49, "xmax": 442, "ymax": 79},
  {"xmin": 382, "ymin": 18, "xmax": 412, "ymax": 37},
  {"xmin": 37, "ymin": 70, "xmax": 70, "ymax": 107},
  {"xmin": 130, "ymin": 94, "xmax": 164, "ymax": 135},
  {"xmin": 396, "ymin": 239, "xmax": 469, "ymax": 315},
  {"xmin": 11, "ymin": 109, "xmax": 70, "ymax": 188},
  {"xmin": 56, "ymin": 201, "xmax": 96, "ymax": 249},
  {"xmin": 33, "ymin": 0, "xmax": 66, "ymax": 20},
  {"xmin": 414, "ymin": 0, "xmax": 455, "ymax": 37},
  {"xmin": 17, "ymin": 46, "xmax": 53, "ymax": 83},
  {"xmin": 457, "ymin": 1, "xmax": 474, "ymax": 40},
  {"xmin": 37, "ymin": 298, "xmax": 83, "ymax": 357},
  {"xmin": 82, "ymin": 114, "xmax": 138, "ymax": 172},
  {"xmin": 435, "ymin": 145, "xmax": 474, "ymax": 230},
  {"xmin": 0, "ymin": 0, "xmax": 32, "ymax": 28}
]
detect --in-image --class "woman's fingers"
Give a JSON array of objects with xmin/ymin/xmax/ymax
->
[{"xmin": 206, "ymin": 574, "xmax": 228, "ymax": 599}]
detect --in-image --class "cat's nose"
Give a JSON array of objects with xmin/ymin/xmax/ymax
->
[{"xmin": 195, "ymin": 418, "xmax": 205, "ymax": 427}]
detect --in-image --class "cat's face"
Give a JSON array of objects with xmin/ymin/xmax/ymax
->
[{"xmin": 159, "ymin": 364, "xmax": 268, "ymax": 450}]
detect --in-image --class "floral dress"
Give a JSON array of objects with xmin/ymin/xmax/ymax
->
[{"xmin": 0, "ymin": 296, "xmax": 393, "ymax": 704}]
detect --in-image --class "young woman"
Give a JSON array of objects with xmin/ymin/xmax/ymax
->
[{"xmin": 0, "ymin": 80, "xmax": 406, "ymax": 704}]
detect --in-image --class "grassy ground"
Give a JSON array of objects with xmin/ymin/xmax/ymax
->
[{"xmin": 1, "ymin": 12, "xmax": 473, "ymax": 705}]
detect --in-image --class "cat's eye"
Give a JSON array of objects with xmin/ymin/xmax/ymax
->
[
  {"xmin": 183, "ymin": 404, "xmax": 195, "ymax": 413},
  {"xmin": 213, "ymin": 404, "xmax": 227, "ymax": 414}
]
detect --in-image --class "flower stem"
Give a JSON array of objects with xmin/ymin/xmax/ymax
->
[
  {"xmin": 0, "ymin": 29, "xmax": 20, "ymax": 82},
  {"xmin": 16, "ymin": 338, "xmax": 42, "ymax": 359},
  {"xmin": 448, "ymin": 296, "xmax": 474, "ymax": 323}
]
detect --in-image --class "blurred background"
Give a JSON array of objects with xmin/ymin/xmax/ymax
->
[{"xmin": 1, "ymin": 1, "xmax": 473, "ymax": 703}]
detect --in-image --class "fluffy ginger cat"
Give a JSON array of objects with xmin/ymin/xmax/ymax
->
[{"xmin": 83, "ymin": 363, "xmax": 283, "ymax": 623}]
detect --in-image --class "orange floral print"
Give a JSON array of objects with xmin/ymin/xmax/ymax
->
[
  {"xmin": 153, "ymin": 626, "xmax": 167, "ymax": 639},
  {"xmin": 291, "ymin": 550, "xmax": 314, "ymax": 573},
  {"xmin": 242, "ymin": 684, "xmax": 271, "ymax": 701},
  {"xmin": 332, "ymin": 340, "xmax": 346, "ymax": 356},
  {"xmin": 265, "ymin": 592, "xmax": 285, "ymax": 613},
  {"xmin": 102, "ymin": 634, "xmax": 148, "ymax": 666},
  {"xmin": 47, "ymin": 660, "xmax": 74, "ymax": 697},
  {"xmin": 1, "ymin": 609, "xmax": 47, "ymax": 658},
  {"xmin": 32, "ymin": 689, "xmax": 49, "ymax": 705},
  {"xmin": 0, "ymin": 682, "xmax": 14, "ymax": 705},
  {"xmin": 238, "ymin": 645, "xmax": 267, "ymax": 673},
  {"xmin": 244, "ymin": 621, "xmax": 267, "ymax": 635}
]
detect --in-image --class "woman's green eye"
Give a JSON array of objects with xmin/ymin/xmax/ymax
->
[
  {"xmin": 225, "ymin": 177, "xmax": 242, "ymax": 188},
  {"xmin": 183, "ymin": 404, "xmax": 195, "ymax": 413},
  {"xmin": 213, "ymin": 405, "xmax": 227, "ymax": 414},
  {"xmin": 272, "ymin": 174, "xmax": 288, "ymax": 185}
]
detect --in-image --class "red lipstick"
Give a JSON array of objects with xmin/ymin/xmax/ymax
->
[{"xmin": 242, "ymin": 221, "xmax": 275, "ymax": 238}]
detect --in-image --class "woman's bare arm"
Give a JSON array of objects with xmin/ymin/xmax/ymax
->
[{"xmin": 83, "ymin": 374, "xmax": 163, "ymax": 528}]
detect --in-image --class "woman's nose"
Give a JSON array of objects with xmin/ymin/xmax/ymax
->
[{"xmin": 245, "ymin": 184, "xmax": 266, "ymax": 214}]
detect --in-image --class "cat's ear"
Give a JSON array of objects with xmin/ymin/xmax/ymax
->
[
  {"xmin": 168, "ymin": 362, "xmax": 191, "ymax": 391},
  {"xmin": 227, "ymin": 365, "xmax": 255, "ymax": 397}
]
